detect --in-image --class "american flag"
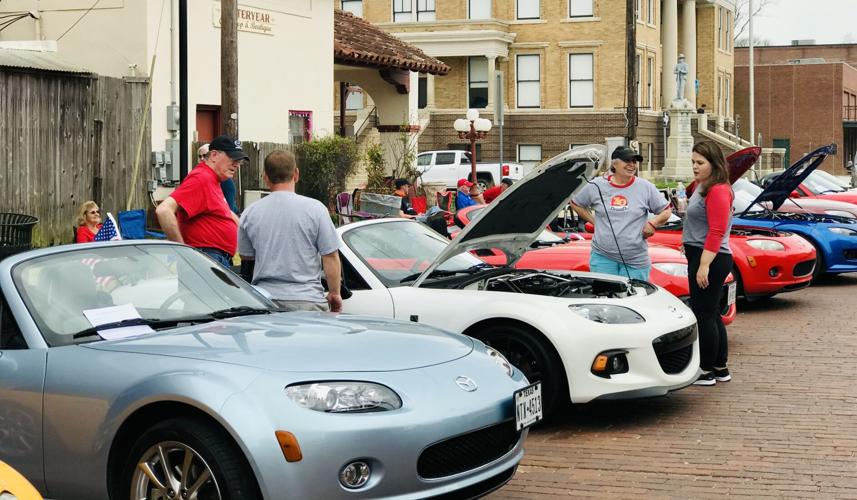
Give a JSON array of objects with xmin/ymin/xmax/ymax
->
[{"xmin": 94, "ymin": 213, "xmax": 122, "ymax": 242}]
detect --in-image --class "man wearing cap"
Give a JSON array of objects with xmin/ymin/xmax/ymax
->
[
  {"xmin": 482, "ymin": 177, "xmax": 514, "ymax": 204},
  {"xmin": 455, "ymin": 178, "xmax": 484, "ymax": 210},
  {"xmin": 156, "ymin": 134, "xmax": 247, "ymax": 267},
  {"xmin": 571, "ymin": 146, "xmax": 672, "ymax": 280}
]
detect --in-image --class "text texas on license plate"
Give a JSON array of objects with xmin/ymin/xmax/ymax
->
[
  {"xmin": 514, "ymin": 382, "xmax": 542, "ymax": 430},
  {"xmin": 727, "ymin": 281, "xmax": 737, "ymax": 306}
]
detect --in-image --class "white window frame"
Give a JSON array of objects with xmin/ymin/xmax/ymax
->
[
  {"xmin": 417, "ymin": 0, "xmax": 436, "ymax": 21},
  {"xmin": 516, "ymin": 54, "xmax": 540, "ymax": 108},
  {"xmin": 635, "ymin": 0, "xmax": 641, "ymax": 21},
  {"xmin": 568, "ymin": 53, "xmax": 594, "ymax": 108},
  {"xmin": 717, "ymin": 7, "xmax": 723, "ymax": 49},
  {"xmin": 469, "ymin": 0, "xmax": 491, "ymax": 19},
  {"xmin": 518, "ymin": 144, "xmax": 542, "ymax": 173},
  {"xmin": 646, "ymin": 56, "xmax": 654, "ymax": 107},
  {"xmin": 345, "ymin": 85, "xmax": 363, "ymax": 110},
  {"xmin": 717, "ymin": 74, "xmax": 723, "ymax": 115},
  {"xmin": 393, "ymin": 0, "xmax": 412, "ymax": 22},
  {"xmin": 725, "ymin": 76, "xmax": 731, "ymax": 116},
  {"xmin": 725, "ymin": 10, "xmax": 731, "ymax": 51},
  {"xmin": 341, "ymin": 0, "xmax": 363, "ymax": 16},
  {"xmin": 568, "ymin": 0, "xmax": 593, "ymax": 18},
  {"xmin": 516, "ymin": 0, "xmax": 539, "ymax": 20},
  {"xmin": 468, "ymin": 56, "xmax": 489, "ymax": 109},
  {"xmin": 647, "ymin": 0, "xmax": 653, "ymax": 24}
]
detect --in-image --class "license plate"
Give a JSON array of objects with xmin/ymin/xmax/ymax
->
[
  {"xmin": 514, "ymin": 382, "xmax": 543, "ymax": 431},
  {"xmin": 727, "ymin": 282, "xmax": 737, "ymax": 306}
]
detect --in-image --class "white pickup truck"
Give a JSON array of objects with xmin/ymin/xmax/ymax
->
[{"xmin": 415, "ymin": 150, "xmax": 524, "ymax": 191}]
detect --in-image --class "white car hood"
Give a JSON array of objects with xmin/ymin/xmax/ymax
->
[{"xmin": 415, "ymin": 145, "xmax": 603, "ymax": 287}]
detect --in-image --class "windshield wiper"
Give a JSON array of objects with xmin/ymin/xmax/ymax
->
[
  {"xmin": 207, "ymin": 306, "xmax": 272, "ymax": 319},
  {"xmin": 72, "ymin": 318, "xmax": 172, "ymax": 340},
  {"xmin": 818, "ymin": 189, "xmax": 845, "ymax": 195},
  {"xmin": 399, "ymin": 263, "xmax": 494, "ymax": 283}
]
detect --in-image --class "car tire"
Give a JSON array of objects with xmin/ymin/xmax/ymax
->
[
  {"xmin": 119, "ymin": 416, "xmax": 260, "ymax": 500},
  {"xmin": 475, "ymin": 324, "xmax": 568, "ymax": 421},
  {"xmin": 808, "ymin": 240, "xmax": 825, "ymax": 280},
  {"xmin": 731, "ymin": 264, "xmax": 745, "ymax": 299}
]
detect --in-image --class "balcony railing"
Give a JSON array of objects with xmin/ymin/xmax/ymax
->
[{"xmin": 844, "ymin": 105, "xmax": 857, "ymax": 121}]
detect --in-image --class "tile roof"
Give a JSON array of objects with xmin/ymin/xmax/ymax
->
[{"xmin": 334, "ymin": 10, "xmax": 449, "ymax": 76}]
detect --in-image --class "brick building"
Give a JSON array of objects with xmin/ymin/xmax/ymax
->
[
  {"xmin": 734, "ymin": 44, "xmax": 857, "ymax": 174},
  {"xmin": 338, "ymin": 0, "xmax": 736, "ymax": 175}
]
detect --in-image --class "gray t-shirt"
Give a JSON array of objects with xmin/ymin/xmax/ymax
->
[
  {"xmin": 572, "ymin": 176, "xmax": 669, "ymax": 268},
  {"xmin": 238, "ymin": 191, "xmax": 341, "ymax": 302}
]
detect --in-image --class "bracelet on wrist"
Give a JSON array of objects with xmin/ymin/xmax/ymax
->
[{"xmin": 647, "ymin": 221, "xmax": 657, "ymax": 230}]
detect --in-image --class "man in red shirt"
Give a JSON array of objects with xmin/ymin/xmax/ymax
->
[
  {"xmin": 156, "ymin": 134, "xmax": 248, "ymax": 267},
  {"xmin": 482, "ymin": 177, "xmax": 514, "ymax": 203}
]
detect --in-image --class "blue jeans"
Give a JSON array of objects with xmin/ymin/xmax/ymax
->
[
  {"xmin": 589, "ymin": 251, "xmax": 650, "ymax": 281},
  {"xmin": 198, "ymin": 247, "xmax": 233, "ymax": 268}
]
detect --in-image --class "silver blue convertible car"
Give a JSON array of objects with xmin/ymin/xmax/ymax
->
[{"xmin": 0, "ymin": 241, "xmax": 533, "ymax": 499}]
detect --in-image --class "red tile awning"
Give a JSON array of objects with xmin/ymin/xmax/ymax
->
[{"xmin": 334, "ymin": 10, "xmax": 449, "ymax": 76}]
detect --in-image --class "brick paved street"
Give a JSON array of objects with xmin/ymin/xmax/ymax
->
[{"xmin": 493, "ymin": 275, "xmax": 857, "ymax": 499}]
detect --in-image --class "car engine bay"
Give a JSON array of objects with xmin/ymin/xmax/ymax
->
[{"xmin": 454, "ymin": 271, "xmax": 650, "ymax": 298}]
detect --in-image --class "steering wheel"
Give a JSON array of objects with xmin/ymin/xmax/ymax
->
[{"xmin": 158, "ymin": 289, "xmax": 195, "ymax": 316}]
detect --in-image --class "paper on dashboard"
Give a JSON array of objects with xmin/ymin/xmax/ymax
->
[{"xmin": 82, "ymin": 303, "xmax": 155, "ymax": 340}]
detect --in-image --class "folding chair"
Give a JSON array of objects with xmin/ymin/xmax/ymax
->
[
  {"xmin": 118, "ymin": 209, "xmax": 165, "ymax": 239},
  {"xmin": 435, "ymin": 191, "xmax": 457, "ymax": 227}
]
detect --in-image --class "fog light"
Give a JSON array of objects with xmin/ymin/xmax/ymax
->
[
  {"xmin": 591, "ymin": 350, "xmax": 629, "ymax": 378},
  {"xmin": 340, "ymin": 461, "xmax": 371, "ymax": 489},
  {"xmin": 769, "ymin": 267, "xmax": 780, "ymax": 277}
]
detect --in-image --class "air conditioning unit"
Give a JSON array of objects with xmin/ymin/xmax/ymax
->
[{"xmin": 243, "ymin": 190, "xmax": 270, "ymax": 209}]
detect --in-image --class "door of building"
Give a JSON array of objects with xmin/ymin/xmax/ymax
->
[
  {"xmin": 196, "ymin": 106, "xmax": 222, "ymax": 143},
  {"xmin": 773, "ymin": 138, "xmax": 790, "ymax": 168}
]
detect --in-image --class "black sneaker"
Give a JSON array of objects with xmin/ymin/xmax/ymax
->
[
  {"xmin": 693, "ymin": 371, "xmax": 716, "ymax": 386},
  {"xmin": 714, "ymin": 367, "xmax": 731, "ymax": 382}
]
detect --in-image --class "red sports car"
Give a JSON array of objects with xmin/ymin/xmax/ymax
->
[
  {"xmin": 454, "ymin": 205, "xmax": 737, "ymax": 324},
  {"xmin": 650, "ymin": 147, "xmax": 818, "ymax": 299}
]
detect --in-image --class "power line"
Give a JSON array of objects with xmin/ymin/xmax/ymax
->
[{"xmin": 57, "ymin": 0, "xmax": 102, "ymax": 41}]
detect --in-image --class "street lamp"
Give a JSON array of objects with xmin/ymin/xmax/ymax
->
[{"xmin": 454, "ymin": 109, "xmax": 492, "ymax": 191}]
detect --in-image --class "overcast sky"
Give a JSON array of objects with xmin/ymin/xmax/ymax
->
[{"xmin": 746, "ymin": 0, "xmax": 856, "ymax": 46}]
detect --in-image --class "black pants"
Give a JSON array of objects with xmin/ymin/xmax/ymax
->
[{"xmin": 684, "ymin": 244, "xmax": 732, "ymax": 371}]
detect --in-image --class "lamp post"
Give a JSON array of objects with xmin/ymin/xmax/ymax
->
[{"xmin": 454, "ymin": 109, "xmax": 492, "ymax": 192}]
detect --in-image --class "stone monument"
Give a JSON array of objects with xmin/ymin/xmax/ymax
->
[{"xmin": 661, "ymin": 54, "xmax": 695, "ymax": 180}]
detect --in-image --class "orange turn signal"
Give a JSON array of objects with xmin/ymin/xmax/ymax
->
[
  {"xmin": 275, "ymin": 431, "xmax": 303, "ymax": 462},
  {"xmin": 592, "ymin": 354, "xmax": 609, "ymax": 372},
  {"xmin": 746, "ymin": 256, "xmax": 757, "ymax": 268}
]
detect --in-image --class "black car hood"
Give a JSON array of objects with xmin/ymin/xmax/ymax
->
[
  {"xmin": 414, "ymin": 145, "xmax": 603, "ymax": 286},
  {"xmin": 739, "ymin": 144, "xmax": 837, "ymax": 216},
  {"xmin": 687, "ymin": 147, "xmax": 761, "ymax": 197}
]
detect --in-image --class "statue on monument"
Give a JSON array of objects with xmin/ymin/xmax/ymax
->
[{"xmin": 674, "ymin": 54, "xmax": 688, "ymax": 102}]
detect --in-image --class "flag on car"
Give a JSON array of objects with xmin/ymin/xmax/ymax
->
[{"xmin": 94, "ymin": 212, "xmax": 122, "ymax": 241}]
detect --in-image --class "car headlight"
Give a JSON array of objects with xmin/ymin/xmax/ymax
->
[
  {"xmin": 652, "ymin": 262, "xmax": 688, "ymax": 276},
  {"xmin": 825, "ymin": 210, "xmax": 855, "ymax": 218},
  {"xmin": 746, "ymin": 239, "xmax": 786, "ymax": 251},
  {"xmin": 568, "ymin": 304, "xmax": 645, "ymax": 324},
  {"xmin": 485, "ymin": 346, "xmax": 514, "ymax": 377},
  {"xmin": 285, "ymin": 382, "xmax": 402, "ymax": 413},
  {"xmin": 828, "ymin": 227, "xmax": 857, "ymax": 236}
]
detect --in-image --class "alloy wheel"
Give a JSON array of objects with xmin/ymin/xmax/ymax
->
[{"xmin": 131, "ymin": 441, "xmax": 222, "ymax": 500}]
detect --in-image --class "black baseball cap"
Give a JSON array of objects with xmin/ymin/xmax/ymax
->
[
  {"xmin": 500, "ymin": 177, "xmax": 514, "ymax": 186},
  {"xmin": 394, "ymin": 178, "xmax": 411, "ymax": 189},
  {"xmin": 209, "ymin": 134, "xmax": 249, "ymax": 161},
  {"xmin": 611, "ymin": 146, "xmax": 644, "ymax": 163}
]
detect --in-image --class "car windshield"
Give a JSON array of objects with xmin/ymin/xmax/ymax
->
[
  {"xmin": 734, "ymin": 190, "xmax": 765, "ymax": 214},
  {"xmin": 12, "ymin": 244, "xmax": 273, "ymax": 346},
  {"xmin": 734, "ymin": 178, "xmax": 763, "ymax": 196},
  {"xmin": 343, "ymin": 220, "xmax": 485, "ymax": 287},
  {"xmin": 808, "ymin": 171, "xmax": 847, "ymax": 193},
  {"xmin": 800, "ymin": 171, "xmax": 844, "ymax": 194}
]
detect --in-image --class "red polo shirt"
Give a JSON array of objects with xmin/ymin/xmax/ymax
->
[{"xmin": 171, "ymin": 163, "xmax": 237, "ymax": 255}]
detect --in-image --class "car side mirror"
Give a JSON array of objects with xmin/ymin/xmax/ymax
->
[
  {"xmin": 791, "ymin": 190, "xmax": 800, "ymax": 198},
  {"xmin": 584, "ymin": 222, "xmax": 595, "ymax": 233}
]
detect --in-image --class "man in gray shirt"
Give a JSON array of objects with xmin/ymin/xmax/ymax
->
[{"xmin": 238, "ymin": 150, "xmax": 342, "ymax": 312}]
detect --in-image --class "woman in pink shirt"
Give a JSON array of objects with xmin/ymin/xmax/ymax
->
[{"xmin": 682, "ymin": 141, "xmax": 734, "ymax": 386}]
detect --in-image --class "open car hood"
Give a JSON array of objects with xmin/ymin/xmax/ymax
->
[
  {"xmin": 687, "ymin": 146, "xmax": 761, "ymax": 197},
  {"xmin": 414, "ymin": 145, "xmax": 603, "ymax": 287},
  {"xmin": 738, "ymin": 144, "xmax": 837, "ymax": 216}
]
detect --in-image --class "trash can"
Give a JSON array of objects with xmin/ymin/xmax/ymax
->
[{"xmin": 0, "ymin": 213, "xmax": 38, "ymax": 260}]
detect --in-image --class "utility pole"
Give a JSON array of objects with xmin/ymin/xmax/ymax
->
[
  {"xmin": 626, "ymin": 0, "xmax": 638, "ymax": 141},
  {"xmin": 748, "ymin": 0, "xmax": 756, "ymax": 147},
  {"xmin": 221, "ymin": 0, "xmax": 239, "ymax": 137},
  {"xmin": 179, "ymin": 0, "xmax": 188, "ymax": 180}
]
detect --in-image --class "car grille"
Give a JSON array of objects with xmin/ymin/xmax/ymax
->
[
  {"xmin": 845, "ymin": 250, "xmax": 857, "ymax": 261},
  {"xmin": 652, "ymin": 325, "xmax": 698, "ymax": 375},
  {"xmin": 793, "ymin": 259, "xmax": 816, "ymax": 277},
  {"xmin": 417, "ymin": 420, "xmax": 520, "ymax": 479}
]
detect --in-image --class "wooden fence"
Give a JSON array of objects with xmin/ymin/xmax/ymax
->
[{"xmin": 0, "ymin": 68, "xmax": 150, "ymax": 246}]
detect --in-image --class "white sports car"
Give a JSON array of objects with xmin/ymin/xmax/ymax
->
[{"xmin": 338, "ymin": 145, "xmax": 700, "ymax": 417}]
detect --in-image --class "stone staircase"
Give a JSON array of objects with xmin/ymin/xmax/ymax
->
[{"xmin": 691, "ymin": 113, "xmax": 786, "ymax": 175}]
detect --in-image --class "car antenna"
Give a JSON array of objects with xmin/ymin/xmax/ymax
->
[{"xmin": 588, "ymin": 174, "xmax": 633, "ymax": 281}]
